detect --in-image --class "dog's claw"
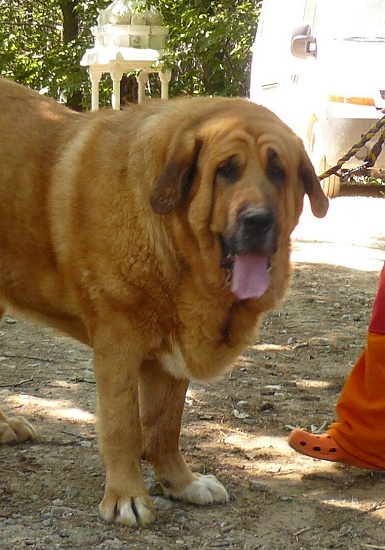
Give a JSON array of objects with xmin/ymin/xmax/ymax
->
[
  {"xmin": 163, "ymin": 473, "xmax": 229, "ymax": 505},
  {"xmin": 99, "ymin": 494, "xmax": 156, "ymax": 527}
]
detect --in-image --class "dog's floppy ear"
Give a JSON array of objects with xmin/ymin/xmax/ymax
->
[
  {"xmin": 150, "ymin": 131, "xmax": 202, "ymax": 215},
  {"xmin": 298, "ymin": 152, "xmax": 329, "ymax": 218}
]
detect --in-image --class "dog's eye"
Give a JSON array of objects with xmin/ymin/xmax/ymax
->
[
  {"xmin": 266, "ymin": 147, "xmax": 286, "ymax": 185},
  {"xmin": 216, "ymin": 156, "xmax": 240, "ymax": 184}
]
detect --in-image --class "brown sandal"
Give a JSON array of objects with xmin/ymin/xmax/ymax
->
[{"xmin": 288, "ymin": 429, "xmax": 384, "ymax": 470}]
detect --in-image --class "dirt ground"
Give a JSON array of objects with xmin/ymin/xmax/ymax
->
[{"xmin": 1, "ymin": 194, "xmax": 385, "ymax": 550}]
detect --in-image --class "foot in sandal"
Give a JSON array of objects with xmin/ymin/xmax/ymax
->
[{"xmin": 288, "ymin": 429, "xmax": 384, "ymax": 470}]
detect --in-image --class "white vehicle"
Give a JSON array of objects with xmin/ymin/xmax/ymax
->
[{"xmin": 250, "ymin": 0, "xmax": 385, "ymax": 196}]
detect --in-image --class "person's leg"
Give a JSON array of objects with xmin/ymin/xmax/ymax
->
[{"xmin": 289, "ymin": 263, "xmax": 385, "ymax": 469}]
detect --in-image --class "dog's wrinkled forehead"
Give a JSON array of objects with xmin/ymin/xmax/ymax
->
[
  {"xmin": 202, "ymin": 114, "xmax": 283, "ymax": 154},
  {"xmin": 198, "ymin": 116, "xmax": 256, "ymax": 155},
  {"xmin": 198, "ymin": 117, "xmax": 290, "ymax": 187}
]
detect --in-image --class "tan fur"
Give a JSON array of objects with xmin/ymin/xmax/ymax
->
[{"xmin": 0, "ymin": 78, "xmax": 328, "ymax": 526}]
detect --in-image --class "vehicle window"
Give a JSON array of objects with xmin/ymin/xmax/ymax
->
[
  {"xmin": 314, "ymin": 0, "xmax": 385, "ymax": 40},
  {"xmin": 304, "ymin": 0, "xmax": 317, "ymax": 26}
]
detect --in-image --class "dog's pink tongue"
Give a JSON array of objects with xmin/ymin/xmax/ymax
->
[{"xmin": 231, "ymin": 251, "xmax": 270, "ymax": 300}]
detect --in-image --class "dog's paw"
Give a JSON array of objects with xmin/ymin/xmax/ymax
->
[
  {"xmin": 164, "ymin": 473, "xmax": 229, "ymax": 505},
  {"xmin": 99, "ymin": 493, "xmax": 156, "ymax": 527},
  {"xmin": 0, "ymin": 415, "xmax": 36, "ymax": 444}
]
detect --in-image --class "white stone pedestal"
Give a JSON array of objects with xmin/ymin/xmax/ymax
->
[{"xmin": 81, "ymin": 46, "xmax": 171, "ymax": 110}]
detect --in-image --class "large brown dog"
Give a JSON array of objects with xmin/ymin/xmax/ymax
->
[{"xmin": 0, "ymin": 78, "xmax": 328, "ymax": 526}]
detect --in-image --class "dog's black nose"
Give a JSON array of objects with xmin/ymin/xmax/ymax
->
[
  {"xmin": 229, "ymin": 205, "xmax": 277, "ymax": 255},
  {"xmin": 239, "ymin": 206, "xmax": 275, "ymax": 235}
]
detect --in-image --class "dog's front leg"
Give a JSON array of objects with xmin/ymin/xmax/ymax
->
[
  {"xmin": 139, "ymin": 360, "xmax": 229, "ymax": 505},
  {"xmin": 92, "ymin": 331, "xmax": 156, "ymax": 527}
]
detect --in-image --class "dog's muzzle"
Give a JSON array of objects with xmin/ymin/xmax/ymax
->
[
  {"xmin": 220, "ymin": 205, "xmax": 278, "ymax": 301},
  {"xmin": 228, "ymin": 205, "xmax": 278, "ymax": 256}
]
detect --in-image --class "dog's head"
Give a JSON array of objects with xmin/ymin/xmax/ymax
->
[{"xmin": 150, "ymin": 98, "xmax": 328, "ymax": 301}]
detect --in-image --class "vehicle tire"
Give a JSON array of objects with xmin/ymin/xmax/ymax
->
[
  {"xmin": 309, "ymin": 122, "xmax": 341, "ymax": 198},
  {"xmin": 320, "ymin": 170, "xmax": 341, "ymax": 198}
]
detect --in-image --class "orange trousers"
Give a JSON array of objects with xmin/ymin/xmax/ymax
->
[{"xmin": 329, "ymin": 262, "xmax": 385, "ymax": 469}]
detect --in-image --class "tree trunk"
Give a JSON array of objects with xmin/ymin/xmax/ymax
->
[{"xmin": 60, "ymin": 0, "xmax": 82, "ymax": 111}]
